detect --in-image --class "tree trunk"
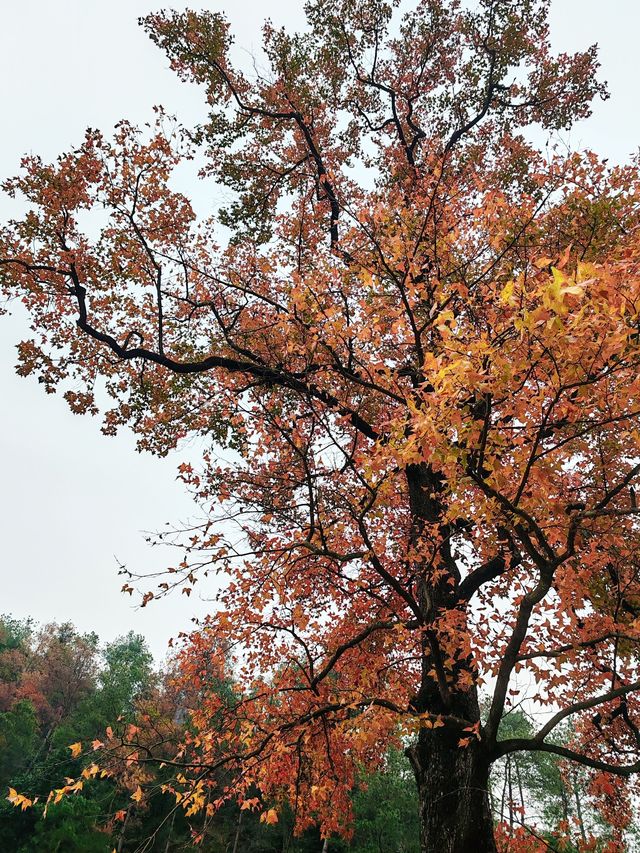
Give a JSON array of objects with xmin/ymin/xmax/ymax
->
[
  {"xmin": 231, "ymin": 807, "xmax": 243, "ymax": 853},
  {"xmin": 572, "ymin": 770, "xmax": 587, "ymax": 847},
  {"xmin": 406, "ymin": 727, "xmax": 496, "ymax": 853},
  {"xmin": 163, "ymin": 809, "xmax": 176, "ymax": 853},
  {"xmin": 403, "ymin": 464, "xmax": 497, "ymax": 852},
  {"xmin": 116, "ymin": 804, "xmax": 132, "ymax": 853}
]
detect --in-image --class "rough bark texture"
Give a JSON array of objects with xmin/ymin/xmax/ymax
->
[
  {"xmin": 405, "ymin": 463, "xmax": 497, "ymax": 852},
  {"xmin": 407, "ymin": 731, "xmax": 496, "ymax": 853}
]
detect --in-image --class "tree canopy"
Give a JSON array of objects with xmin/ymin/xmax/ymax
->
[{"xmin": 2, "ymin": 1, "xmax": 640, "ymax": 851}]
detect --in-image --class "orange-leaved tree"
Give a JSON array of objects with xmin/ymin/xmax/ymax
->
[{"xmin": 2, "ymin": 1, "xmax": 640, "ymax": 850}]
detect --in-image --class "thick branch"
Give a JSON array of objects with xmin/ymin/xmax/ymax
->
[
  {"xmin": 494, "ymin": 739, "xmax": 640, "ymax": 777},
  {"xmin": 64, "ymin": 267, "xmax": 380, "ymax": 442}
]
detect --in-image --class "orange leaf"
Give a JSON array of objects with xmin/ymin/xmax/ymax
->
[{"xmin": 260, "ymin": 808, "xmax": 279, "ymax": 825}]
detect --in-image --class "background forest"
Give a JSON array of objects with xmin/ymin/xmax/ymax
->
[{"xmin": 1, "ymin": 614, "xmax": 637, "ymax": 852}]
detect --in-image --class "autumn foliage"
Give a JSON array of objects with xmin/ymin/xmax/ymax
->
[{"xmin": 2, "ymin": 1, "xmax": 640, "ymax": 850}]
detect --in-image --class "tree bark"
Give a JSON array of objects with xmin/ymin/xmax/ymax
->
[
  {"xmin": 404, "ymin": 464, "xmax": 497, "ymax": 852},
  {"xmin": 406, "ymin": 729, "xmax": 496, "ymax": 853},
  {"xmin": 231, "ymin": 807, "xmax": 243, "ymax": 853},
  {"xmin": 116, "ymin": 804, "xmax": 132, "ymax": 853}
]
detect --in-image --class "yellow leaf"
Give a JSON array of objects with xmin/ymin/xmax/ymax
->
[
  {"xmin": 576, "ymin": 261, "xmax": 597, "ymax": 282},
  {"xmin": 563, "ymin": 283, "xmax": 584, "ymax": 296},
  {"xmin": 131, "ymin": 786, "xmax": 143, "ymax": 803},
  {"xmin": 260, "ymin": 808, "xmax": 279, "ymax": 825},
  {"xmin": 69, "ymin": 742, "xmax": 82, "ymax": 758},
  {"xmin": 499, "ymin": 279, "xmax": 515, "ymax": 304},
  {"xmin": 81, "ymin": 763, "xmax": 100, "ymax": 780},
  {"xmin": 551, "ymin": 266, "xmax": 567, "ymax": 288},
  {"xmin": 43, "ymin": 790, "xmax": 54, "ymax": 818},
  {"xmin": 15, "ymin": 794, "xmax": 33, "ymax": 811}
]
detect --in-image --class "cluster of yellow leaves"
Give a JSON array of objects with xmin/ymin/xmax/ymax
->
[
  {"xmin": 7, "ymin": 736, "xmax": 116, "ymax": 818},
  {"xmin": 6, "ymin": 788, "xmax": 34, "ymax": 811}
]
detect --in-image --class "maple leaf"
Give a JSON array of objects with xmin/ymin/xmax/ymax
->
[
  {"xmin": 6, "ymin": 787, "xmax": 32, "ymax": 810},
  {"xmin": 260, "ymin": 808, "xmax": 279, "ymax": 825}
]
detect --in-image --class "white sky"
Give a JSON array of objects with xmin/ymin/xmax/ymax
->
[{"xmin": 0, "ymin": 1, "xmax": 638, "ymax": 660}]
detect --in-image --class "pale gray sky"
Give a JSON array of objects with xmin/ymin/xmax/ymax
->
[{"xmin": 0, "ymin": 1, "xmax": 638, "ymax": 660}]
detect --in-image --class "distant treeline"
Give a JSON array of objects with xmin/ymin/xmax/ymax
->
[
  {"xmin": 0, "ymin": 615, "xmax": 636, "ymax": 852},
  {"xmin": 0, "ymin": 615, "xmax": 420, "ymax": 852}
]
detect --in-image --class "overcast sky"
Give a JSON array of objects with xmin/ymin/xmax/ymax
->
[{"xmin": 0, "ymin": 1, "xmax": 638, "ymax": 661}]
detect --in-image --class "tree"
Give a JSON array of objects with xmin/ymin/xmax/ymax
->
[
  {"xmin": 489, "ymin": 709, "xmax": 626, "ymax": 850},
  {"xmin": 98, "ymin": 632, "xmax": 155, "ymax": 719},
  {"xmin": 0, "ymin": 700, "xmax": 38, "ymax": 787},
  {"xmin": 0, "ymin": 616, "xmax": 32, "ymax": 711},
  {"xmin": 342, "ymin": 748, "xmax": 420, "ymax": 853},
  {"xmin": 0, "ymin": 619, "xmax": 173, "ymax": 852},
  {"xmin": 2, "ymin": 1, "xmax": 640, "ymax": 850}
]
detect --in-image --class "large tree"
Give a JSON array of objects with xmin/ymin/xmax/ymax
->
[{"xmin": 2, "ymin": 1, "xmax": 640, "ymax": 850}]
